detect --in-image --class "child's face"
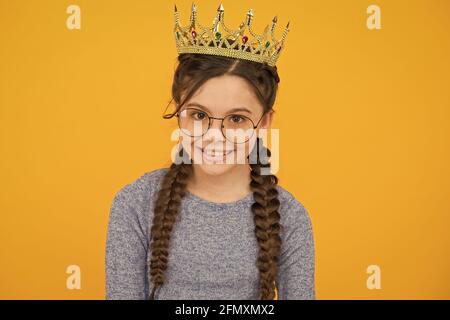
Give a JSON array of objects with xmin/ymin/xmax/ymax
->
[{"xmin": 179, "ymin": 74, "xmax": 273, "ymax": 176}]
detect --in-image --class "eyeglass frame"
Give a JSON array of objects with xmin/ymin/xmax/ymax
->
[{"xmin": 174, "ymin": 106, "xmax": 267, "ymax": 144}]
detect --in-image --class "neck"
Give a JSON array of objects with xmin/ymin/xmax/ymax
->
[{"xmin": 187, "ymin": 165, "xmax": 252, "ymax": 202}]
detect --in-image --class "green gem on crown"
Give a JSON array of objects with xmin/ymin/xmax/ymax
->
[{"xmin": 172, "ymin": 4, "xmax": 290, "ymax": 67}]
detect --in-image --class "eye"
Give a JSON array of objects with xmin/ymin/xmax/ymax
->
[
  {"xmin": 229, "ymin": 114, "xmax": 245, "ymax": 123},
  {"xmin": 191, "ymin": 111, "xmax": 207, "ymax": 120}
]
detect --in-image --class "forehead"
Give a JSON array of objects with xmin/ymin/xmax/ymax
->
[{"xmin": 187, "ymin": 74, "xmax": 263, "ymax": 114}]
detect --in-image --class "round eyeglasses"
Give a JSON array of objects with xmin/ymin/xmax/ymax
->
[{"xmin": 175, "ymin": 107, "xmax": 265, "ymax": 144}]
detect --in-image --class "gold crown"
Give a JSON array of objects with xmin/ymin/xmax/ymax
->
[{"xmin": 173, "ymin": 3, "xmax": 290, "ymax": 67}]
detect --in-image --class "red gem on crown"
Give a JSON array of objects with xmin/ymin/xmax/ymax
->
[{"xmin": 277, "ymin": 42, "xmax": 284, "ymax": 53}]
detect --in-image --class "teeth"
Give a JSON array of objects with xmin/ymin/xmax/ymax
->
[
  {"xmin": 203, "ymin": 149, "xmax": 231, "ymax": 157},
  {"xmin": 205, "ymin": 151, "xmax": 226, "ymax": 156}
]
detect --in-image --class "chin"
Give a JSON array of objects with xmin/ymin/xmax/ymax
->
[{"xmin": 194, "ymin": 163, "xmax": 238, "ymax": 176}]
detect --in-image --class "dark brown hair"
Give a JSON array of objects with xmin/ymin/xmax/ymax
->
[{"xmin": 149, "ymin": 49, "xmax": 282, "ymax": 300}]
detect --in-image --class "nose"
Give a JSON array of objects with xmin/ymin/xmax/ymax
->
[
  {"xmin": 209, "ymin": 117, "xmax": 223, "ymax": 130},
  {"xmin": 201, "ymin": 117, "xmax": 225, "ymax": 143}
]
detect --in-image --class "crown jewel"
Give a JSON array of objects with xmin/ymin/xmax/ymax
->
[{"xmin": 174, "ymin": 3, "xmax": 290, "ymax": 67}]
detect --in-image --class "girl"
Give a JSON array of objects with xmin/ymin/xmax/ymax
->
[{"xmin": 106, "ymin": 4, "xmax": 315, "ymax": 300}]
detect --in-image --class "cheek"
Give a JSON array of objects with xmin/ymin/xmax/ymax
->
[
  {"xmin": 234, "ymin": 143, "xmax": 248, "ymax": 164},
  {"xmin": 234, "ymin": 136, "xmax": 257, "ymax": 164},
  {"xmin": 179, "ymin": 135, "xmax": 204, "ymax": 163},
  {"xmin": 178, "ymin": 133, "xmax": 195, "ymax": 156}
]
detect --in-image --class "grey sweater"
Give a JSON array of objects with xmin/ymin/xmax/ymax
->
[{"xmin": 105, "ymin": 167, "xmax": 316, "ymax": 300}]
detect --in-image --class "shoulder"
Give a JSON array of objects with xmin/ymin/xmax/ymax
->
[
  {"xmin": 114, "ymin": 167, "xmax": 169, "ymax": 198},
  {"xmin": 110, "ymin": 167, "xmax": 170, "ymax": 215},
  {"xmin": 275, "ymin": 184, "xmax": 313, "ymax": 232},
  {"xmin": 274, "ymin": 185, "xmax": 315, "ymax": 266},
  {"xmin": 107, "ymin": 167, "xmax": 172, "ymax": 241}
]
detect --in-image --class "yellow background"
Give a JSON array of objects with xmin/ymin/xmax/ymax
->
[{"xmin": 1, "ymin": 0, "xmax": 449, "ymax": 299}]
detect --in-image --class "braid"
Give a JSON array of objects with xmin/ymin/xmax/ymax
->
[
  {"xmin": 249, "ymin": 138, "xmax": 282, "ymax": 300},
  {"xmin": 148, "ymin": 148, "xmax": 193, "ymax": 300}
]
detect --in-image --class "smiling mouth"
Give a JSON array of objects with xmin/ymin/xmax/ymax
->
[{"xmin": 198, "ymin": 147, "xmax": 233, "ymax": 162}]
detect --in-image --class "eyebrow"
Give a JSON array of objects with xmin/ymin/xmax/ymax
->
[{"xmin": 185, "ymin": 102, "xmax": 252, "ymax": 115}]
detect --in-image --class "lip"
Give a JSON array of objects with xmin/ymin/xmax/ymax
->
[{"xmin": 197, "ymin": 147, "xmax": 233, "ymax": 163}]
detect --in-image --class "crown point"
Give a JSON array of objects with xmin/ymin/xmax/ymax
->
[{"xmin": 174, "ymin": 5, "xmax": 288, "ymax": 66}]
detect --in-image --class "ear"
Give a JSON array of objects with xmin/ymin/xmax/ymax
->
[{"xmin": 258, "ymin": 110, "xmax": 274, "ymax": 129}]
